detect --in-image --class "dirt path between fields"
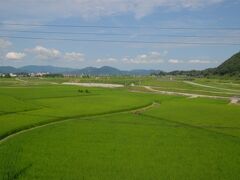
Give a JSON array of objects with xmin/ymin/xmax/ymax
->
[
  {"xmin": 15, "ymin": 78, "xmax": 28, "ymax": 83},
  {"xmin": 142, "ymin": 86, "xmax": 229, "ymax": 99},
  {"xmin": 131, "ymin": 102, "xmax": 159, "ymax": 114},
  {"xmin": 0, "ymin": 102, "xmax": 157, "ymax": 145},
  {"xmin": 230, "ymin": 97, "xmax": 240, "ymax": 104},
  {"xmin": 147, "ymin": 85, "xmax": 237, "ymax": 95},
  {"xmin": 63, "ymin": 82, "xmax": 124, "ymax": 88},
  {"xmin": 184, "ymin": 81, "xmax": 240, "ymax": 93}
]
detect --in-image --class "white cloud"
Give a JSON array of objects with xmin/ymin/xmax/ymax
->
[
  {"xmin": 95, "ymin": 51, "xmax": 167, "ymax": 65},
  {"xmin": 26, "ymin": 46, "xmax": 86, "ymax": 62},
  {"xmin": 64, "ymin": 52, "xmax": 85, "ymax": 62},
  {"xmin": 5, "ymin": 52, "xmax": 25, "ymax": 60},
  {"xmin": 0, "ymin": 39, "xmax": 12, "ymax": 49},
  {"xmin": 168, "ymin": 59, "xmax": 183, "ymax": 64},
  {"xmin": 26, "ymin": 46, "xmax": 61, "ymax": 60},
  {"xmin": 188, "ymin": 59, "xmax": 211, "ymax": 64},
  {"xmin": 96, "ymin": 58, "xmax": 117, "ymax": 63},
  {"xmin": 0, "ymin": 0, "xmax": 224, "ymax": 20},
  {"xmin": 122, "ymin": 51, "xmax": 165, "ymax": 64}
]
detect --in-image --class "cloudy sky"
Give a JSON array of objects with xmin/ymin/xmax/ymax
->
[{"xmin": 0, "ymin": 0, "xmax": 239, "ymax": 71}]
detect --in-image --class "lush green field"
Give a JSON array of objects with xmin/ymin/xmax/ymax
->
[{"xmin": 0, "ymin": 77, "xmax": 240, "ymax": 179}]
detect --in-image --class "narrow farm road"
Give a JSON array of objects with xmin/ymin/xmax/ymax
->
[
  {"xmin": 0, "ymin": 102, "xmax": 157, "ymax": 145},
  {"xmin": 230, "ymin": 97, "xmax": 240, "ymax": 104},
  {"xmin": 142, "ymin": 86, "xmax": 229, "ymax": 99},
  {"xmin": 131, "ymin": 102, "xmax": 159, "ymax": 114},
  {"xmin": 184, "ymin": 81, "xmax": 240, "ymax": 93}
]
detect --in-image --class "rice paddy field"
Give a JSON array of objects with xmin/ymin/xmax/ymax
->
[{"xmin": 0, "ymin": 77, "xmax": 240, "ymax": 179}]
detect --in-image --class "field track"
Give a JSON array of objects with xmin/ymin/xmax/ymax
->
[
  {"xmin": 0, "ymin": 102, "xmax": 157, "ymax": 145},
  {"xmin": 184, "ymin": 81, "xmax": 240, "ymax": 93},
  {"xmin": 142, "ymin": 86, "xmax": 230, "ymax": 99}
]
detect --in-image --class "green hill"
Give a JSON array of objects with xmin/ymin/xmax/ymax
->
[{"xmin": 214, "ymin": 51, "xmax": 240, "ymax": 76}]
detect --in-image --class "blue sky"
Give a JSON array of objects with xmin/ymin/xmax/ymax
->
[{"xmin": 0, "ymin": 0, "xmax": 239, "ymax": 71}]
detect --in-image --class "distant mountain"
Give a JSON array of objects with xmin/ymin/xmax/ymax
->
[
  {"xmin": 214, "ymin": 51, "xmax": 240, "ymax": 76},
  {"xmin": 19, "ymin": 65, "xmax": 78, "ymax": 74},
  {"xmin": 0, "ymin": 66, "xmax": 18, "ymax": 73},
  {"xmin": 0, "ymin": 65, "xmax": 160, "ymax": 76},
  {"xmin": 70, "ymin": 66, "xmax": 123, "ymax": 75},
  {"xmin": 128, "ymin": 69, "xmax": 160, "ymax": 75},
  {"xmin": 166, "ymin": 51, "xmax": 240, "ymax": 77},
  {"xmin": 1, "ymin": 52, "xmax": 239, "ymax": 76},
  {"xmin": 67, "ymin": 66, "xmax": 160, "ymax": 75}
]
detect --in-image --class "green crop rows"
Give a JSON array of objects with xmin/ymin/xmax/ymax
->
[{"xmin": 0, "ymin": 77, "xmax": 240, "ymax": 179}]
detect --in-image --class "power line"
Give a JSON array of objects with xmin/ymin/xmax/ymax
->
[
  {"xmin": 0, "ymin": 29, "xmax": 129, "ymax": 36},
  {"xmin": 1, "ymin": 22, "xmax": 240, "ymax": 30},
  {"xmin": 0, "ymin": 35, "xmax": 239, "ymax": 45},
  {"xmin": 0, "ymin": 29, "xmax": 239, "ymax": 38}
]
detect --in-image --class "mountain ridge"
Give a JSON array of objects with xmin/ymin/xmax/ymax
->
[
  {"xmin": 214, "ymin": 51, "xmax": 240, "ymax": 76},
  {"xmin": 0, "ymin": 51, "xmax": 239, "ymax": 76},
  {"xmin": 0, "ymin": 65, "xmax": 159, "ymax": 76}
]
